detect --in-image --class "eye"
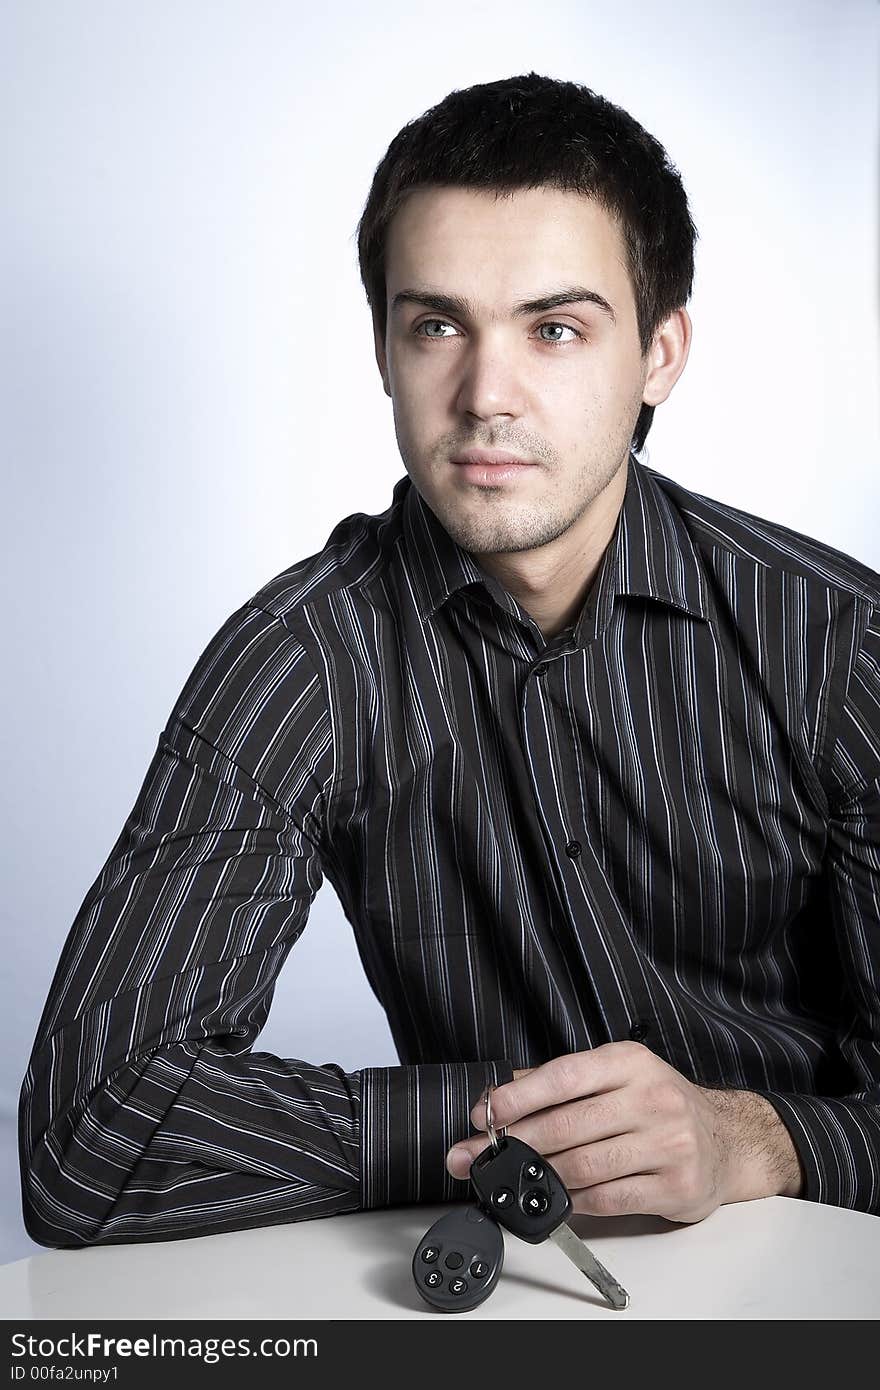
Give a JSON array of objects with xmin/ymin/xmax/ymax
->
[
  {"xmin": 413, "ymin": 318, "xmax": 584, "ymax": 345},
  {"xmin": 414, "ymin": 319, "xmax": 459, "ymax": 338},
  {"xmin": 536, "ymin": 322, "xmax": 583, "ymax": 344}
]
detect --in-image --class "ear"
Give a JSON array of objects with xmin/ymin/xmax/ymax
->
[
  {"xmin": 373, "ymin": 313, "xmax": 392, "ymax": 398},
  {"xmin": 642, "ymin": 307, "xmax": 692, "ymax": 407}
]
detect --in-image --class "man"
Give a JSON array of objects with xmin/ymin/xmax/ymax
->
[{"xmin": 20, "ymin": 73, "xmax": 880, "ymax": 1248}]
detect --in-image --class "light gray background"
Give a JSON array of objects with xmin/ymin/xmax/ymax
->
[{"xmin": 2, "ymin": 0, "xmax": 877, "ymax": 1266}]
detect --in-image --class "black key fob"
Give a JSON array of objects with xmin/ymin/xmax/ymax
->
[
  {"xmin": 469, "ymin": 1134, "xmax": 572, "ymax": 1242},
  {"xmin": 412, "ymin": 1203, "xmax": 504, "ymax": 1312}
]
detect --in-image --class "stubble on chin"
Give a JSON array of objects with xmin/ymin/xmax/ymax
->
[
  {"xmin": 427, "ymin": 455, "xmax": 624, "ymax": 557},
  {"xmin": 420, "ymin": 474, "xmax": 572, "ymax": 556}
]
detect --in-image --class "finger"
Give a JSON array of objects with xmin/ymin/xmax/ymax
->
[
  {"xmin": 472, "ymin": 1071, "xmax": 530, "ymax": 1125},
  {"xmin": 446, "ymin": 1135, "xmax": 492, "ymax": 1180},
  {"xmin": 569, "ymin": 1173, "xmax": 663, "ymax": 1219},
  {"xmin": 470, "ymin": 1042, "xmax": 644, "ymax": 1130},
  {"xmin": 548, "ymin": 1134, "xmax": 649, "ymax": 1194},
  {"xmin": 472, "ymin": 1090, "xmax": 635, "ymax": 1156}
]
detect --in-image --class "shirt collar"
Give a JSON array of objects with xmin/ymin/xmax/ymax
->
[{"xmin": 400, "ymin": 453, "xmax": 712, "ymax": 644}]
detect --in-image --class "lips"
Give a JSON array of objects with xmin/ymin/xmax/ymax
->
[
  {"xmin": 452, "ymin": 449, "xmax": 536, "ymax": 467},
  {"xmin": 451, "ymin": 453, "xmax": 536, "ymax": 486}
]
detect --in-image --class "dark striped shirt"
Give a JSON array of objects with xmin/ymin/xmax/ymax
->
[{"xmin": 19, "ymin": 454, "xmax": 880, "ymax": 1245}]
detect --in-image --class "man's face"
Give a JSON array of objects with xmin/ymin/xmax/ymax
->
[{"xmin": 375, "ymin": 185, "xmax": 655, "ymax": 557}]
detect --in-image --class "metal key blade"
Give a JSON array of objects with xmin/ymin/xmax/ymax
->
[{"xmin": 548, "ymin": 1221, "xmax": 630, "ymax": 1309}]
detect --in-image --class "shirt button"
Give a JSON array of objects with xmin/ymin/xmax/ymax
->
[
  {"xmin": 534, "ymin": 663, "xmax": 549, "ymax": 677},
  {"xmin": 628, "ymin": 1021, "xmax": 650, "ymax": 1042},
  {"xmin": 564, "ymin": 840, "xmax": 582, "ymax": 859}
]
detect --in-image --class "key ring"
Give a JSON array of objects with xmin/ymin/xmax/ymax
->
[{"xmin": 485, "ymin": 1085, "xmax": 508, "ymax": 1155}]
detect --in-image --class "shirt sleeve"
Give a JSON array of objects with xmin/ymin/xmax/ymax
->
[
  {"xmin": 756, "ymin": 601, "xmax": 880, "ymax": 1213},
  {"xmin": 18, "ymin": 601, "xmax": 513, "ymax": 1248}
]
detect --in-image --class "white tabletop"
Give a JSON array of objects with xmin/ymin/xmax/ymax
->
[{"xmin": 2, "ymin": 1197, "xmax": 879, "ymax": 1320}]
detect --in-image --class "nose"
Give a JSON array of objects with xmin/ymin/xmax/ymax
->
[{"xmin": 454, "ymin": 334, "xmax": 527, "ymax": 423}]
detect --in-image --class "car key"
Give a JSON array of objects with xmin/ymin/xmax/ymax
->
[
  {"xmin": 469, "ymin": 1090, "xmax": 630, "ymax": 1310},
  {"xmin": 411, "ymin": 1203, "xmax": 505, "ymax": 1313}
]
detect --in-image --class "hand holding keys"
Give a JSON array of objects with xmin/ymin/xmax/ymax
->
[{"xmin": 411, "ymin": 1084, "xmax": 630, "ymax": 1313}]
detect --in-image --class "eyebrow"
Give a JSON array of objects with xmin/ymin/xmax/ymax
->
[{"xmin": 390, "ymin": 284, "xmax": 617, "ymax": 326}]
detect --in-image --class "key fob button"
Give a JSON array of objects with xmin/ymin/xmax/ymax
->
[
  {"xmin": 491, "ymin": 1186, "xmax": 515, "ymax": 1210},
  {"xmin": 450, "ymin": 1278, "xmax": 469, "ymax": 1295},
  {"xmin": 444, "ymin": 1251, "xmax": 464, "ymax": 1269},
  {"xmin": 421, "ymin": 1246, "xmax": 440, "ymax": 1263},
  {"xmin": 425, "ymin": 1271, "xmax": 443, "ymax": 1288},
  {"xmin": 470, "ymin": 1259, "xmax": 490, "ymax": 1279},
  {"xmin": 524, "ymin": 1188, "xmax": 550, "ymax": 1216},
  {"xmin": 524, "ymin": 1160, "xmax": 544, "ymax": 1181}
]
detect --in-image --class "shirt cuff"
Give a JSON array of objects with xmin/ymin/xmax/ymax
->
[
  {"xmin": 359, "ymin": 1059, "xmax": 515, "ymax": 1208},
  {"xmin": 754, "ymin": 1089, "xmax": 880, "ymax": 1213}
]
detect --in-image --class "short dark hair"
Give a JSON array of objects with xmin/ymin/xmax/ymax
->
[{"xmin": 355, "ymin": 72, "xmax": 698, "ymax": 454}]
